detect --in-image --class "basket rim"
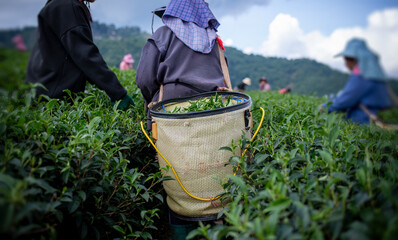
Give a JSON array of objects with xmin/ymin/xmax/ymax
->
[{"xmin": 149, "ymin": 91, "xmax": 252, "ymax": 119}]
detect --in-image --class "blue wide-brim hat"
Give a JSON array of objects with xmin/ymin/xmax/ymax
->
[{"xmin": 335, "ymin": 38, "xmax": 387, "ymax": 81}]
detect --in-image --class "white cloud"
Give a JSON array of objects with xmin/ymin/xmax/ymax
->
[
  {"xmin": 259, "ymin": 8, "xmax": 398, "ymax": 78},
  {"xmin": 243, "ymin": 47, "xmax": 254, "ymax": 54},
  {"xmin": 260, "ymin": 13, "xmax": 307, "ymax": 59},
  {"xmin": 224, "ymin": 38, "xmax": 234, "ymax": 47}
]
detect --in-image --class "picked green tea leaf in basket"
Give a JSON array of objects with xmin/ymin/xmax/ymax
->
[{"xmin": 167, "ymin": 93, "xmax": 236, "ymax": 113}]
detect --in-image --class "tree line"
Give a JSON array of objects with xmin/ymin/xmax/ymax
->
[{"xmin": 1, "ymin": 21, "xmax": 397, "ymax": 96}]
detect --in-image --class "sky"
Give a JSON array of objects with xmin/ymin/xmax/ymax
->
[{"xmin": 1, "ymin": 0, "xmax": 398, "ymax": 77}]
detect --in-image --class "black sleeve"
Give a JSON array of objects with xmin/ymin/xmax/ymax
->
[{"xmin": 60, "ymin": 26, "xmax": 127, "ymax": 101}]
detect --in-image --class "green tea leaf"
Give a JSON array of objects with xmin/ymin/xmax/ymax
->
[{"xmin": 264, "ymin": 198, "xmax": 292, "ymax": 213}]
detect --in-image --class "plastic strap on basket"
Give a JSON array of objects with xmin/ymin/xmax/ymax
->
[{"xmin": 140, "ymin": 107, "xmax": 265, "ymax": 201}]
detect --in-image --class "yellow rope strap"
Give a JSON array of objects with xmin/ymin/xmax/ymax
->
[{"xmin": 140, "ymin": 107, "xmax": 265, "ymax": 201}]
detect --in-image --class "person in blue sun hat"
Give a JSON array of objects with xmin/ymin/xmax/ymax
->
[{"xmin": 322, "ymin": 38, "xmax": 391, "ymax": 124}]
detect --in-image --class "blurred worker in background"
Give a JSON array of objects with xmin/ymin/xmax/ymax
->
[
  {"xmin": 236, "ymin": 77, "xmax": 251, "ymax": 92},
  {"xmin": 259, "ymin": 76, "xmax": 271, "ymax": 91},
  {"xmin": 120, "ymin": 54, "xmax": 134, "ymax": 70},
  {"xmin": 279, "ymin": 83, "xmax": 293, "ymax": 94},
  {"xmin": 26, "ymin": 0, "xmax": 134, "ymax": 110},
  {"xmin": 279, "ymin": 87, "xmax": 291, "ymax": 94},
  {"xmin": 322, "ymin": 38, "xmax": 391, "ymax": 124},
  {"xmin": 12, "ymin": 34, "xmax": 27, "ymax": 52}
]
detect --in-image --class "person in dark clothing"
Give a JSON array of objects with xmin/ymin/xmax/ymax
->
[
  {"xmin": 26, "ymin": 0, "xmax": 134, "ymax": 110},
  {"xmin": 236, "ymin": 77, "xmax": 251, "ymax": 92},
  {"xmin": 136, "ymin": 0, "xmax": 227, "ymax": 238},
  {"xmin": 136, "ymin": 0, "xmax": 229, "ymax": 128}
]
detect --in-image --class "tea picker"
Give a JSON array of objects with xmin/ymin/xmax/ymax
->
[
  {"xmin": 236, "ymin": 77, "xmax": 251, "ymax": 92},
  {"xmin": 322, "ymin": 38, "xmax": 396, "ymax": 128},
  {"xmin": 137, "ymin": 1, "xmax": 266, "ymax": 238},
  {"xmin": 26, "ymin": 0, "xmax": 134, "ymax": 110},
  {"xmin": 136, "ymin": 0, "xmax": 233, "ymax": 132}
]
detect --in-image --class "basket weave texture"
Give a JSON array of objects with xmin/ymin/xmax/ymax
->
[{"xmin": 153, "ymin": 106, "xmax": 250, "ymax": 217}]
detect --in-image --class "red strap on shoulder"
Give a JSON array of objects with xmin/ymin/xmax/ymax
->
[{"xmin": 216, "ymin": 36, "xmax": 225, "ymax": 51}]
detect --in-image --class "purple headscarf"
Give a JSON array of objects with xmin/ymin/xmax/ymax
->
[{"xmin": 162, "ymin": 0, "xmax": 220, "ymax": 53}]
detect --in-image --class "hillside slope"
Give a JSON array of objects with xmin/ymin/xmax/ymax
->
[
  {"xmin": 225, "ymin": 47, "xmax": 348, "ymax": 95},
  {"xmin": 1, "ymin": 23, "xmax": 397, "ymax": 96},
  {"xmin": 1, "ymin": 47, "xmax": 398, "ymax": 239}
]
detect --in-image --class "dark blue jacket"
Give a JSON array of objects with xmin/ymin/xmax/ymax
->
[{"xmin": 326, "ymin": 74, "xmax": 391, "ymax": 124}]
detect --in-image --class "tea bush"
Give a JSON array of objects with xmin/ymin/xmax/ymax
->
[
  {"xmin": 189, "ymin": 91, "xmax": 398, "ymax": 240},
  {"xmin": 0, "ymin": 48, "xmax": 29, "ymax": 91},
  {"xmin": 0, "ymin": 66, "xmax": 166, "ymax": 239},
  {"xmin": 1, "ymin": 48, "xmax": 398, "ymax": 240}
]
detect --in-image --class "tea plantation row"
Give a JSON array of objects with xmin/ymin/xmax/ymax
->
[
  {"xmin": 0, "ymin": 68, "xmax": 170, "ymax": 239},
  {"xmin": 1, "ymin": 49, "xmax": 398, "ymax": 239},
  {"xmin": 190, "ymin": 92, "xmax": 398, "ymax": 240}
]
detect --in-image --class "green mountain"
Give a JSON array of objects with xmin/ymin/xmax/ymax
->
[
  {"xmin": 1, "ymin": 22, "xmax": 397, "ymax": 96},
  {"xmin": 0, "ymin": 21, "xmax": 150, "ymax": 70},
  {"xmin": 225, "ymin": 47, "xmax": 348, "ymax": 96}
]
